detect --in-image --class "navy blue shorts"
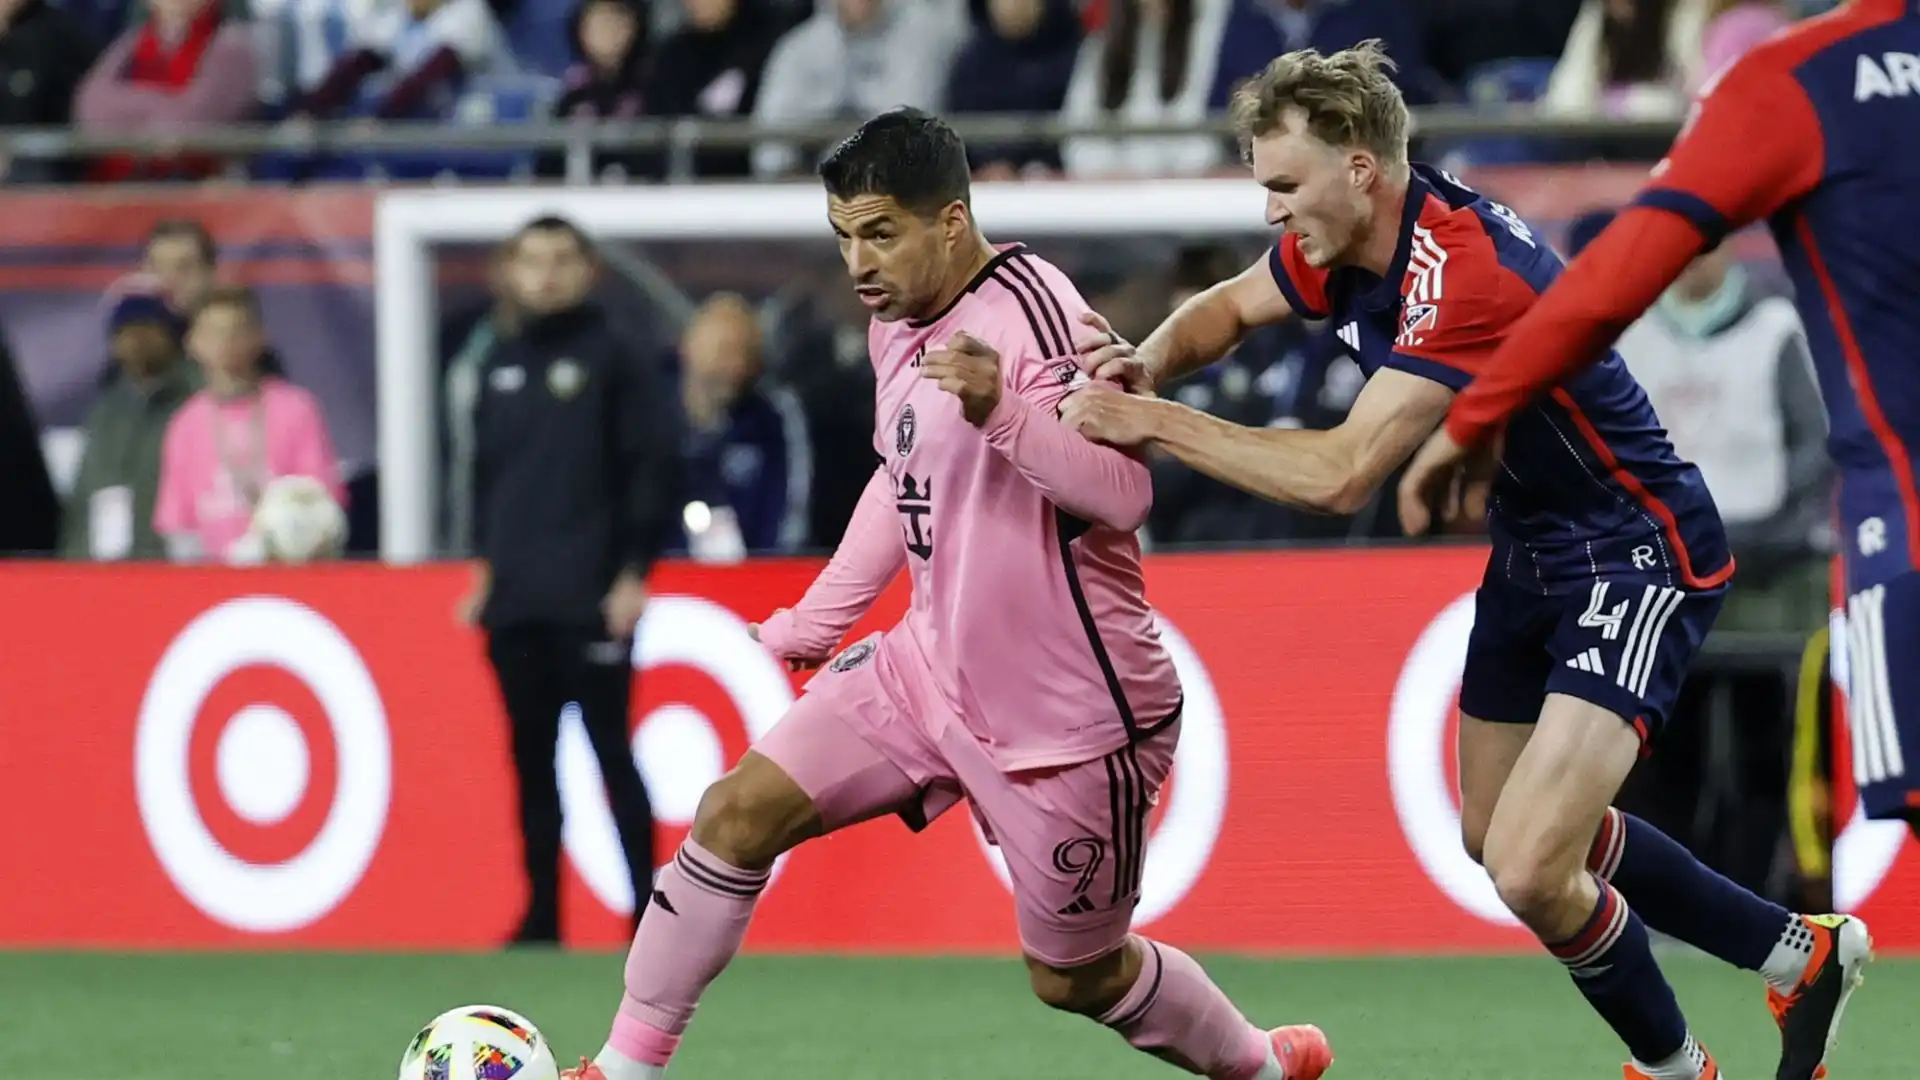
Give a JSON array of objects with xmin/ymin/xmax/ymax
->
[
  {"xmin": 1841, "ymin": 568, "xmax": 1919, "ymax": 821},
  {"xmin": 1460, "ymin": 569, "xmax": 1726, "ymax": 743}
]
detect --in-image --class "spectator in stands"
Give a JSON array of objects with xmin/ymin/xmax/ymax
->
[
  {"xmin": 250, "ymin": 0, "xmax": 363, "ymax": 110},
  {"xmin": 670, "ymin": 293, "xmax": 809, "ymax": 559},
  {"xmin": 73, "ymin": 0, "xmax": 259, "ymax": 182},
  {"xmin": 1209, "ymin": 1, "xmax": 1440, "ymax": 109},
  {"xmin": 1059, "ymin": 0, "xmax": 1234, "ymax": 178},
  {"xmin": 945, "ymin": 0, "xmax": 1082, "ymax": 178},
  {"xmin": 0, "ymin": 0, "xmax": 97, "ymax": 184},
  {"xmin": 0, "ymin": 318, "xmax": 60, "ymax": 554},
  {"xmin": 539, "ymin": 0, "xmax": 650, "ymax": 178},
  {"xmin": 143, "ymin": 218, "xmax": 217, "ymax": 319},
  {"xmin": 293, "ymin": 0, "xmax": 509, "ymax": 120},
  {"xmin": 1569, "ymin": 210, "xmax": 1831, "ymax": 631},
  {"xmin": 1540, "ymin": 0, "xmax": 1712, "ymax": 121},
  {"xmin": 60, "ymin": 284, "xmax": 198, "ymax": 561},
  {"xmin": 154, "ymin": 286, "xmax": 343, "ymax": 564},
  {"xmin": 750, "ymin": 0, "xmax": 958, "ymax": 178},
  {"xmin": 644, "ymin": 0, "xmax": 782, "ymax": 176},
  {"xmin": 1695, "ymin": 0, "xmax": 1791, "ymax": 92}
]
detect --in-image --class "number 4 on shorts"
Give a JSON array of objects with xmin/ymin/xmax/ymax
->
[{"xmin": 1578, "ymin": 582, "xmax": 1631, "ymax": 641}]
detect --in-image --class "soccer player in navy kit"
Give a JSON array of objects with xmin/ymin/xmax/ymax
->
[
  {"xmin": 1066, "ymin": 42, "xmax": 1870, "ymax": 1080},
  {"xmin": 1406, "ymin": 0, "xmax": 1920, "ymax": 845}
]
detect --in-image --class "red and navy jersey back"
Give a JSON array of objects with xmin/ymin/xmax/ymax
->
[
  {"xmin": 1633, "ymin": 0, "xmax": 1920, "ymax": 584},
  {"xmin": 1269, "ymin": 164, "xmax": 1731, "ymax": 592}
]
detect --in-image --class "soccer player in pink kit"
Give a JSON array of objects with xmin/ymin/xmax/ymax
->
[{"xmin": 559, "ymin": 108, "xmax": 1332, "ymax": 1080}]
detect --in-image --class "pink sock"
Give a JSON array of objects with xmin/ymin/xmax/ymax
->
[
  {"xmin": 604, "ymin": 840, "xmax": 769, "ymax": 1067},
  {"xmin": 1098, "ymin": 937, "xmax": 1270, "ymax": 1080}
]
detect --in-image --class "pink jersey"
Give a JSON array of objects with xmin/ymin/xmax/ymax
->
[
  {"xmin": 759, "ymin": 244, "xmax": 1182, "ymax": 771},
  {"xmin": 154, "ymin": 377, "xmax": 346, "ymax": 559}
]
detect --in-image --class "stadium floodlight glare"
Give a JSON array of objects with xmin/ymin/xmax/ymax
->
[{"xmin": 373, "ymin": 179, "xmax": 1269, "ymax": 561}]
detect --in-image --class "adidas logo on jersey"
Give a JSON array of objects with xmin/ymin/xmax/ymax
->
[
  {"xmin": 1566, "ymin": 648, "xmax": 1606, "ymax": 676},
  {"xmin": 1336, "ymin": 323, "xmax": 1361, "ymax": 351}
]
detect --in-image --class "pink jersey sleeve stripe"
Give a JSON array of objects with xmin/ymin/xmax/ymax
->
[{"xmin": 995, "ymin": 255, "xmax": 1074, "ymax": 357}]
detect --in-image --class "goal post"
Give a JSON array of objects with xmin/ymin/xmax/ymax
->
[{"xmin": 372, "ymin": 179, "xmax": 1270, "ymax": 561}]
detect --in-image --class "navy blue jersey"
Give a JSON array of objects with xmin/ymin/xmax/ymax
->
[
  {"xmin": 1639, "ymin": 0, "xmax": 1920, "ymax": 591},
  {"xmin": 1268, "ymin": 164, "xmax": 1731, "ymax": 592}
]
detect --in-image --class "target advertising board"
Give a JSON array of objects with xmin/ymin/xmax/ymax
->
[{"xmin": 0, "ymin": 553, "xmax": 1914, "ymax": 952}]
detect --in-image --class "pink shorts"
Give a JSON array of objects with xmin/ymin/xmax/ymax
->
[{"xmin": 753, "ymin": 630, "xmax": 1177, "ymax": 967}]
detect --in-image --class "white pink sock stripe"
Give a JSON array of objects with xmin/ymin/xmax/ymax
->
[
  {"xmin": 1591, "ymin": 807, "xmax": 1627, "ymax": 880},
  {"xmin": 607, "ymin": 1010, "xmax": 682, "ymax": 1066},
  {"xmin": 1557, "ymin": 887, "xmax": 1630, "ymax": 970}
]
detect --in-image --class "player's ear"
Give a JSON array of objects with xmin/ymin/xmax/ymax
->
[
  {"xmin": 1348, "ymin": 150, "xmax": 1377, "ymax": 193},
  {"xmin": 939, "ymin": 200, "xmax": 971, "ymax": 245}
]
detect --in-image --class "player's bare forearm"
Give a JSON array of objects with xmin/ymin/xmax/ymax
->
[
  {"xmin": 1140, "ymin": 399, "xmax": 1369, "ymax": 515},
  {"xmin": 982, "ymin": 393, "xmax": 1151, "ymax": 532},
  {"xmin": 1137, "ymin": 285, "xmax": 1249, "ymax": 388}
]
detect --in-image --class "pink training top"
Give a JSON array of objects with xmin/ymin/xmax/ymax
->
[
  {"xmin": 759, "ymin": 244, "xmax": 1183, "ymax": 771},
  {"xmin": 154, "ymin": 377, "xmax": 346, "ymax": 560}
]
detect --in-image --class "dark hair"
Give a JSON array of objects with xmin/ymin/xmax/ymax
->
[
  {"xmin": 146, "ymin": 218, "xmax": 217, "ymax": 268},
  {"xmin": 1601, "ymin": 0, "xmax": 1676, "ymax": 86},
  {"xmin": 513, "ymin": 214, "xmax": 597, "ymax": 256},
  {"xmin": 1101, "ymin": 0, "xmax": 1194, "ymax": 111},
  {"xmin": 818, "ymin": 107, "xmax": 971, "ymax": 219},
  {"xmin": 196, "ymin": 284, "xmax": 264, "ymax": 324}
]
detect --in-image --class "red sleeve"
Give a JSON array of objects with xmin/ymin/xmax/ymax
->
[
  {"xmin": 1267, "ymin": 233, "xmax": 1331, "ymax": 320},
  {"xmin": 1443, "ymin": 56, "xmax": 1824, "ymax": 446},
  {"xmin": 1386, "ymin": 225, "xmax": 1519, "ymax": 391}
]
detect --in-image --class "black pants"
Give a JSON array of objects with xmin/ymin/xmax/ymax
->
[{"xmin": 487, "ymin": 625, "xmax": 655, "ymax": 935}]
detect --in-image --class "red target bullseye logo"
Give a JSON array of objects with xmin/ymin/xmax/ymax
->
[
  {"xmin": 559, "ymin": 596, "xmax": 795, "ymax": 915},
  {"xmin": 135, "ymin": 597, "xmax": 391, "ymax": 933},
  {"xmin": 970, "ymin": 616, "xmax": 1229, "ymax": 930}
]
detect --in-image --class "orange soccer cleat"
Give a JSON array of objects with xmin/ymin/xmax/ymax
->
[{"xmin": 1264, "ymin": 1023, "xmax": 1334, "ymax": 1080}]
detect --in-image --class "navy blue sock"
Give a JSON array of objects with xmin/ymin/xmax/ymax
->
[
  {"xmin": 1549, "ymin": 879, "xmax": 1693, "ymax": 1067},
  {"xmin": 1590, "ymin": 806, "xmax": 1792, "ymax": 971}
]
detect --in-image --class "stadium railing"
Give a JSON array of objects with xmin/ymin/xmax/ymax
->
[{"xmin": 0, "ymin": 109, "xmax": 1685, "ymax": 184}]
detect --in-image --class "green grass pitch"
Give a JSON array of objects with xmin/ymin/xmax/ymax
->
[{"xmin": 3, "ymin": 951, "xmax": 1911, "ymax": 1079}]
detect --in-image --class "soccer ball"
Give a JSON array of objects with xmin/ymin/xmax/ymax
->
[
  {"xmin": 244, "ymin": 474, "xmax": 347, "ymax": 564},
  {"xmin": 396, "ymin": 1005, "xmax": 561, "ymax": 1080}
]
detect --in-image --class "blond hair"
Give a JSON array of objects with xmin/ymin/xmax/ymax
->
[{"xmin": 1229, "ymin": 40, "xmax": 1410, "ymax": 167}]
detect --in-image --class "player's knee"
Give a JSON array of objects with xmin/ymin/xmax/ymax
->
[
  {"xmin": 688, "ymin": 759, "xmax": 818, "ymax": 869},
  {"xmin": 1485, "ymin": 845, "xmax": 1583, "ymax": 925},
  {"xmin": 1024, "ymin": 950, "xmax": 1130, "ymax": 1016}
]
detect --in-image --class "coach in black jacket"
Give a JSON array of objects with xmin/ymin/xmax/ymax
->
[{"xmin": 464, "ymin": 215, "xmax": 678, "ymax": 945}]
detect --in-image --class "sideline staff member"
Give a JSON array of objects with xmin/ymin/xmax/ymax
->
[{"xmin": 463, "ymin": 215, "xmax": 678, "ymax": 944}]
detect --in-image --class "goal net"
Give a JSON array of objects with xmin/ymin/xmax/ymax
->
[{"xmin": 371, "ymin": 179, "xmax": 1272, "ymax": 561}]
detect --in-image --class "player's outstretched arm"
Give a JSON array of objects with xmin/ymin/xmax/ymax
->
[
  {"xmin": 755, "ymin": 467, "xmax": 905, "ymax": 663},
  {"xmin": 1085, "ymin": 256, "xmax": 1295, "ymax": 391},
  {"xmin": 1069, "ymin": 367, "xmax": 1452, "ymax": 515}
]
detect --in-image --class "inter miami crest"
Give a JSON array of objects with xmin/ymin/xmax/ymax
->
[
  {"xmin": 829, "ymin": 639, "xmax": 876, "ymax": 673},
  {"xmin": 895, "ymin": 404, "xmax": 917, "ymax": 456}
]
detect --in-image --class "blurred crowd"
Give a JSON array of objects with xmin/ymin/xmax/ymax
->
[
  {"xmin": 0, "ymin": 0, "xmax": 1845, "ymax": 183},
  {"xmin": 0, "ymin": 0, "xmax": 1844, "ymax": 637}
]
